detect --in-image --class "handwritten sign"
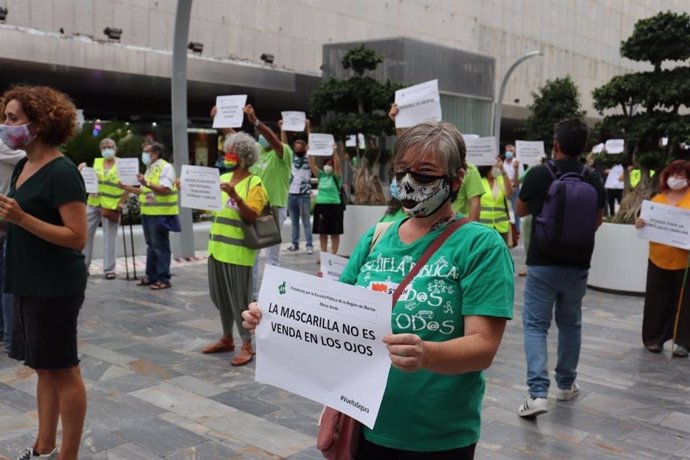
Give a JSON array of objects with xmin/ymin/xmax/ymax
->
[
  {"xmin": 281, "ymin": 111, "xmax": 306, "ymax": 132},
  {"xmin": 81, "ymin": 167, "xmax": 98, "ymax": 194},
  {"xmin": 515, "ymin": 140, "xmax": 546, "ymax": 167},
  {"xmin": 394, "ymin": 80, "xmax": 442, "ymax": 128},
  {"xmin": 308, "ymin": 133, "xmax": 336, "ymax": 156},
  {"xmin": 255, "ymin": 265, "xmax": 392, "ymax": 428},
  {"xmin": 212, "ymin": 95, "xmax": 248, "ymax": 128},
  {"xmin": 180, "ymin": 165, "xmax": 222, "ymax": 211},
  {"xmin": 116, "ymin": 158, "xmax": 140, "ymax": 186},
  {"xmin": 465, "ymin": 136, "xmax": 497, "ymax": 166}
]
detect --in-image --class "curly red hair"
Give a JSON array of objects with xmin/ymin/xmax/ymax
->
[
  {"xmin": 1, "ymin": 85, "xmax": 77, "ymax": 147},
  {"xmin": 658, "ymin": 160, "xmax": 690, "ymax": 193}
]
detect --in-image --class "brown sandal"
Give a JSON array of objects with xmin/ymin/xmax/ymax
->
[
  {"xmin": 202, "ymin": 337, "xmax": 235, "ymax": 354},
  {"xmin": 231, "ymin": 341, "xmax": 255, "ymax": 366},
  {"xmin": 137, "ymin": 277, "xmax": 152, "ymax": 286}
]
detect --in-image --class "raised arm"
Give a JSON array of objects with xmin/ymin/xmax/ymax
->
[
  {"xmin": 333, "ymin": 147, "xmax": 342, "ymax": 176},
  {"xmin": 279, "ymin": 119, "xmax": 288, "ymax": 144},
  {"xmin": 244, "ymin": 105, "xmax": 284, "ymax": 157},
  {"xmin": 307, "ymin": 155, "xmax": 321, "ymax": 177},
  {"xmin": 389, "ymin": 103, "xmax": 407, "ymax": 138},
  {"xmin": 210, "ymin": 105, "xmax": 236, "ymax": 136}
]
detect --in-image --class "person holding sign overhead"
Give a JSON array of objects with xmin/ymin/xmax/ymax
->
[
  {"xmin": 78, "ymin": 137, "xmax": 127, "ymax": 279},
  {"xmin": 309, "ymin": 146, "xmax": 344, "ymax": 256},
  {"xmin": 635, "ymin": 160, "xmax": 690, "ymax": 358},
  {"xmin": 202, "ymin": 132, "xmax": 268, "ymax": 366},
  {"xmin": 118, "ymin": 142, "xmax": 178, "ymax": 290},
  {"xmin": 244, "ymin": 122, "xmax": 514, "ymax": 459},
  {"xmin": 282, "ymin": 118, "xmax": 314, "ymax": 253}
]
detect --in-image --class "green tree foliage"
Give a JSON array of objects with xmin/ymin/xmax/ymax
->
[
  {"xmin": 525, "ymin": 76, "xmax": 585, "ymax": 154},
  {"xmin": 310, "ymin": 45, "xmax": 403, "ymax": 204},
  {"xmin": 592, "ymin": 11, "xmax": 690, "ymax": 222}
]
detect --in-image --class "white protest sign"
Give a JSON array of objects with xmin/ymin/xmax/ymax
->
[
  {"xmin": 605, "ymin": 139, "xmax": 625, "ymax": 154},
  {"xmin": 180, "ymin": 165, "xmax": 222, "ymax": 211},
  {"xmin": 394, "ymin": 79, "xmax": 442, "ymax": 128},
  {"xmin": 320, "ymin": 252, "xmax": 349, "ymax": 282},
  {"xmin": 255, "ymin": 265, "xmax": 392, "ymax": 428},
  {"xmin": 281, "ymin": 111, "xmax": 306, "ymax": 132},
  {"xmin": 465, "ymin": 136, "xmax": 497, "ymax": 166},
  {"xmin": 345, "ymin": 135, "xmax": 356, "ymax": 147},
  {"xmin": 116, "ymin": 158, "xmax": 140, "ymax": 186},
  {"xmin": 638, "ymin": 200, "xmax": 690, "ymax": 250},
  {"xmin": 212, "ymin": 95, "xmax": 248, "ymax": 128},
  {"xmin": 81, "ymin": 167, "xmax": 98, "ymax": 194},
  {"xmin": 592, "ymin": 143, "xmax": 605, "ymax": 154},
  {"xmin": 515, "ymin": 140, "xmax": 546, "ymax": 166},
  {"xmin": 463, "ymin": 134, "xmax": 480, "ymax": 141},
  {"xmin": 308, "ymin": 133, "xmax": 336, "ymax": 156},
  {"xmin": 358, "ymin": 133, "xmax": 366, "ymax": 149}
]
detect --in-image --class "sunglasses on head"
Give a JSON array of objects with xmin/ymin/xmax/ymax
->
[{"xmin": 394, "ymin": 170, "xmax": 446, "ymax": 184}]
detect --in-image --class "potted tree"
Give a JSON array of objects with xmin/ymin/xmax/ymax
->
[
  {"xmin": 309, "ymin": 44, "xmax": 403, "ymax": 255},
  {"xmin": 589, "ymin": 11, "xmax": 690, "ymax": 294}
]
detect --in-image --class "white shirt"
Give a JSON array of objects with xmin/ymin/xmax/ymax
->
[
  {"xmin": 604, "ymin": 164, "xmax": 624, "ymax": 190},
  {"xmin": 147, "ymin": 158, "xmax": 176, "ymax": 189},
  {"xmin": 503, "ymin": 158, "xmax": 525, "ymax": 184},
  {"xmin": 0, "ymin": 140, "xmax": 26, "ymax": 194}
]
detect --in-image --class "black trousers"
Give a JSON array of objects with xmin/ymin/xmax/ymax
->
[
  {"xmin": 355, "ymin": 435, "xmax": 476, "ymax": 460},
  {"xmin": 605, "ymin": 188, "xmax": 623, "ymax": 216},
  {"xmin": 642, "ymin": 260, "xmax": 690, "ymax": 348}
]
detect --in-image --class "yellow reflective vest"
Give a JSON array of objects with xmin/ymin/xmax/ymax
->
[
  {"xmin": 208, "ymin": 173, "xmax": 267, "ymax": 266},
  {"xmin": 478, "ymin": 176, "xmax": 510, "ymax": 234},
  {"xmin": 87, "ymin": 157, "xmax": 125, "ymax": 210},
  {"xmin": 140, "ymin": 159, "xmax": 179, "ymax": 216}
]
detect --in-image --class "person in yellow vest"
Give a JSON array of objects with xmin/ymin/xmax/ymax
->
[
  {"xmin": 477, "ymin": 160, "xmax": 513, "ymax": 245},
  {"xmin": 201, "ymin": 132, "xmax": 268, "ymax": 366},
  {"xmin": 78, "ymin": 137, "xmax": 127, "ymax": 279},
  {"xmin": 119, "ymin": 141, "xmax": 178, "ymax": 290},
  {"xmin": 629, "ymin": 165, "xmax": 656, "ymax": 188}
]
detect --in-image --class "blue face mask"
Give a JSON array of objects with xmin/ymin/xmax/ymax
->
[
  {"xmin": 141, "ymin": 151, "xmax": 151, "ymax": 166},
  {"xmin": 258, "ymin": 135, "xmax": 269, "ymax": 150},
  {"xmin": 505, "ymin": 151, "xmax": 514, "ymax": 160},
  {"xmin": 390, "ymin": 178, "xmax": 400, "ymax": 200}
]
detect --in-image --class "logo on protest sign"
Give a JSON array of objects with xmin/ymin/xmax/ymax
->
[{"xmin": 278, "ymin": 282, "xmax": 287, "ymax": 295}]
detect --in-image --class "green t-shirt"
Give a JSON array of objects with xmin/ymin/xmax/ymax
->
[
  {"xmin": 249, "ymin": 143, "xmax": 293, "ymax": 207},
  {"xmin": 315, "ymin": 171, "xmax": 340, "ymax": 204},
  {"xmin": 340, "ymin": 218, "xmax": 514, "ymax": 451},
  {"xmin": 7, "ymin": 157, "xmax": 87, "ymax": 298},
  {"xmin": 452, "ymin": 163, "xmax": 484, "ymax": 215},
  {"xmin": 378, "ymin": 207, "xmax": 407, "ymax": 223}
]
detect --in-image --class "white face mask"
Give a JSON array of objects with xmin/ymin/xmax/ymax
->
[
  {"xmin": 667, "ymin": 176, "xmax": 688, "ymax": 190},
  {"xmin": 101, "ymin": 148, "xmax": 116, "ymax": 159},
  {"xmin": 396, "ymin": 172, "xmax": 451, "ymax": 218},
  {"xmin": 323, "ymin": 165, "xmax": 334, "ymax": 175}
]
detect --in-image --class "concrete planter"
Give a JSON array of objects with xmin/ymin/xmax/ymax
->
[
  {"xmin": 338, "ymin": 205, "xmax": 388, "ymax": 257},
  {"xmin": 588, "ymin": 222, "xmax": 648, "ymax": 295}
]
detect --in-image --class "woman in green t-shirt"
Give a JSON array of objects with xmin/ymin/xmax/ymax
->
[
  {"xmin": 309, "ymin": 148, "xmax": 344, "ymax": 255},
  {"xmin": 0, "ymin": 86, "xmax": 88, "ymax": 460},
  {"xmin": 243, "ymin": 122, "xmax": 514, "ymax": 459}
]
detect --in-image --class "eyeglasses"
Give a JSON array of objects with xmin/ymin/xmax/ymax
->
[{"xmin": 394, "ymin": 170, "xmax": 446, "ymax": 184}]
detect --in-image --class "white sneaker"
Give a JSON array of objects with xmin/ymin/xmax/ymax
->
[
  {"xmin": 17, "ymin": 448, "xmax": 57, "ymax": 460},
  {"xmin": 518, "ymin": 396, "xmax": 548, "ymax": 418},
  {"xmin": 306, "ymin": 245, "xmax": 314, "ymax": 254},
  {"xmin": 555, "ymin": 383, "xmax": 580, "ymax": 401}
]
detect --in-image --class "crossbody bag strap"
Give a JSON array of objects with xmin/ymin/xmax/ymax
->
[{"xmin": 391, "ymin": 217, "xmax": 470, "ymax": 305}]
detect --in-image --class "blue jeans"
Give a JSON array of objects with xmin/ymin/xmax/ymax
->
[
  {"xmin": 523, "ymin": 265, "xmax": 589, "ymax": 398},
  {"xmin": 141, "ymin": 215, "xmax": 171, "ymax": 284},
  {"xmin": 288, "ymin": 194, "xmax": 312, "ymax": 247},
  {"xmin": 0, "ymin": 235, "xmax": 12, "ymax": 350}
]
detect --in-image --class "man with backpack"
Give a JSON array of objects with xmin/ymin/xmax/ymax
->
[{"xmin": 515, "ymin": 119, "xmax": 605, "ymax": 418}]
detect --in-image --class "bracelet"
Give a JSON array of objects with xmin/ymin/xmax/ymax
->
[{"xmin": 254, "ymin": 118, "xmax": 261, "ymax": 127}]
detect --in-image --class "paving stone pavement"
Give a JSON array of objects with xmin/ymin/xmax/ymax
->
[{"xmin": 1, "ymin": 243, "xmax": 690, "ymax": 459}]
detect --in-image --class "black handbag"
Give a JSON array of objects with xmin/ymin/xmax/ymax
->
[{"xmin": 240, "ymin": 176, "xmax": 282, "ymax": 249}]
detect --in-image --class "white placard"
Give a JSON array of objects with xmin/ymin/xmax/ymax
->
[
  {"xmin": 81, "ymin": 167, "xmax": 98, "ymax": 194},
  {"xmin": 463, "ymin": 134, "xmax": 480, "ymax": 141},
  {"xmin": 116, "ymin": 158, "xmax": 140, "ymax": 186},
  {"xmin": 638, "ymin": 200, "xmax": 690, "ymax": 250},
  {"xmin": 345, "ymin": 135, "xmax": 356, "ymax": 147},
  {"xmin": 358, "ymin": 133, "xmax": 366, "ymax": 149},
  {"xmin": 180, "ymin": 165, "xmax": 222, "ymax": 211},
  {"xmin": 255, "ymin": 265, "xmax": 392, "ymax": 428},
  {"xmin": 308, "ymin": 133, "xmax": 336, "ymax": 156},
  {"xmin": 592, "ymin": 143, "xmax": 604, "ymax": 154},
  {"xmin": 465, "ymin": 136, "xmax": 497, "ymax": 166},
  {"xmin": 320, "ymin": 252, "xmax": 349, "ymax": 282},
  {"xmin": 515, "ymin": 140, "xmax": 546, "ymax": 167},
  {"xmin": 394, "ymin": 79, "xmax": 442, "ymax": 128},
  {"xmin": 605, "ymin": 139, "xmax": 625, "ymax": 154},
  {"xmin": 281, "ymin": 111, "xmax": 306, "ymax": 132},
  {"xmin": 212, "ymin": 95, "xmax": 248, "ymax": 128}
]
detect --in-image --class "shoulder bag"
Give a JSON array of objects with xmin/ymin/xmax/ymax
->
[
  {"xmin": 240, "ymin": 176, "xmax": 282, "ymax": 249},
  {"xmin": 316, "ymin": 217, "xmax": 469, "ymax": 460}
]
